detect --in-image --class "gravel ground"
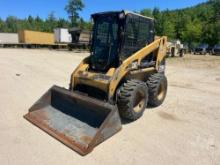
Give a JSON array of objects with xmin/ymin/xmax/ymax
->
[{"xmin": 0, "ymin": 49, "xmax": 219, "ymax": 165}]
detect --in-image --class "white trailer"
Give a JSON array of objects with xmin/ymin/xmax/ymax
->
[
  {"xmin": 54, "ymin": 28, "xmax": 72, "ymax": 43},
  {"xmin": 0, "ymin": 33, "xmax": 19, "ymax": 43}
]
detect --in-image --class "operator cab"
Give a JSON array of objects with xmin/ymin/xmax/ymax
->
[{"xmin": 90, "ymin": 10, "xmax": 155, "ymax": 72}]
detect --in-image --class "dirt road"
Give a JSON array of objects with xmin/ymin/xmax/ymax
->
[{"xmin": 0, "ymin": 49, "xmax": 219, "ymax": 165}]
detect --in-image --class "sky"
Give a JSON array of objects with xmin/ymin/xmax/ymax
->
[{"xmin": 0, "ymin": 0, "xmax": 207, "ymax": 21}]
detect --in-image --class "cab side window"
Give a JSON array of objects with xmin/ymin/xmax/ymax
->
[{"xmin": 121, "ymin": 14, "xmax": 153, "ymax": 59}]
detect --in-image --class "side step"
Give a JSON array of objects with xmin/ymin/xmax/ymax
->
[{"xmin": 24, "ymin": 86, "xmax": 122, "ymax": 155}]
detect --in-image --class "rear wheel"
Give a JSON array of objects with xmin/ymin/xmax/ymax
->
[
  {"xmin": 147, "ymin": 73, "xmax": 167, "ymax": 107},
  {"xmin": 180, "ymin": 49, "xmax": 184, "ymax": 57},
  {"xmin": 117, "ymin": 80, "xmax": 148, "ymax": 121}
]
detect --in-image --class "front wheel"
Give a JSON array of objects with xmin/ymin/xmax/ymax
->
[{"xmin": 117, "ymin": 80, "xmax": 148, "ymax": 121}]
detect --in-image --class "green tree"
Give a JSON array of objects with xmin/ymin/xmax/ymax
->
[
  {"xmin": 5, "ymin": 16, "xmax": 18, "ymax": 32},
  {"xmin": 182, "ymin": 19, "xmax": 202, "ymax": 47},
  {"xmin": 212, "ymin": 0, "xmax": 220, "ymax": 44},
  {"xmin": 140, "ymin": 9, "xmax": 153, "ymax": 17},
  {"xmin": 78, "ymin": 18, "xmax": 92, "ymax": 30},
  {"xmin": 202, "ymin": 23, "xmax": 216, "ymax": 45},
  {"xmin": 45, "ymin": 12, "xmax": 58, "ymax": 32},
  {"xmin": 162, "ymin": 20, "xmax": 175, "ymax": 39},
  {"xmin": 65, "ymin": 0, "xmax": 85, "ymax": 27},
  {"xmin": 0, "ymin": 0, "xmax": 218, "ymax": 45},
  {"xmin": 34, "ymin": 16, "xmax": 44, "ymax": 31},
  {"xmin": 160, "ymin": 10, "xmax": 175, "ymax": 39},
  {"xmin": 27, "ymin": 15, "xmax": 34, "ymax": 30},
  {"xmin": 57, "ymin": 18, "xmax": 70, "ymax": 28},
  {"xmin": 0, "ymin": 18, "xmax": 6, "ymax": 32},
  {"xmin": 152, "ymin": 8, "xmax": 163, "ymax": 35},
  {"xmin": 174, "ymin": 11, "xmax": 190, "ymax": 40},
  {"xmin": 16, "ymin": 18, "xmax": 28, "ymax": 31}
]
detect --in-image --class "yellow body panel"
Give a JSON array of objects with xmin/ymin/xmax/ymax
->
[
  {"xmin": 74, "ymin": 71, "xmax": 110, "ymax": 92},
  {"xmin": 70, "ymin": 36, "xmax": 167, "ymax": 101}
]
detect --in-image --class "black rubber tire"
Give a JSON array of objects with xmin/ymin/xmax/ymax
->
[
  {"xmin": 180, "ymin": 50, "xmax": 184, "ymax": 57},
  {"xmin": 147, "ymin": 73, "xmax": 168, "ymax": 107},
  {"xmin": 117, "ymin": 80, "xmax": 148, "ymax": 121}
]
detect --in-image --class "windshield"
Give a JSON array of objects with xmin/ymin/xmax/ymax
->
[{"xmin": 90, "ymin": 15, "xmax": 119, "ymax": 71}]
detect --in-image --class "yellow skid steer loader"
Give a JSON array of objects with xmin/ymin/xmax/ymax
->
[{"xmin": 24, "ymin": 11, "xmax": 168, "ymax": 156}]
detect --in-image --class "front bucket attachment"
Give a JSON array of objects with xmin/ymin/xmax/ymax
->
[{"xmin": 24, "ymin": 86, "xmax": 122, "ymax": 155}]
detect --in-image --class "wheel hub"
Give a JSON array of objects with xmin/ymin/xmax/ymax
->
[{"xmin": 133, "ymin": 91, "xmax": 145, "ymax": 113}]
